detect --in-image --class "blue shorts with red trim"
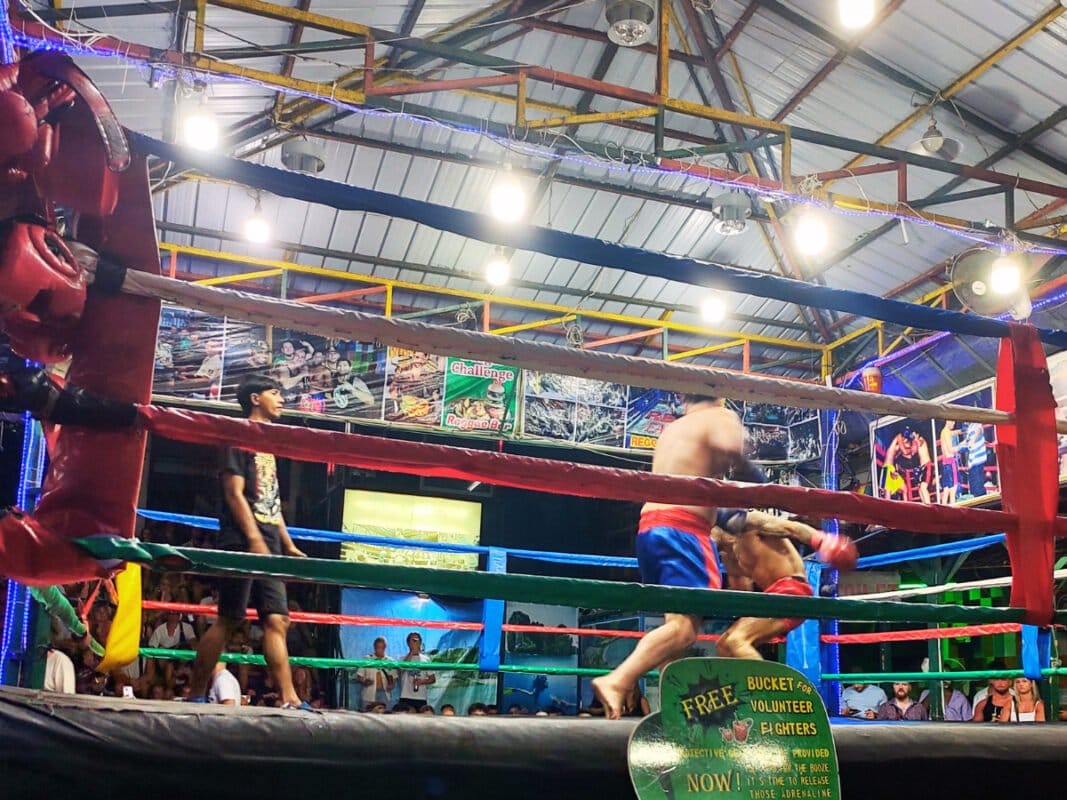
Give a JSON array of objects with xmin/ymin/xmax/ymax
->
[{"xmin": 636, "ymin": 508, "xmax": 721, "ymax": 590}]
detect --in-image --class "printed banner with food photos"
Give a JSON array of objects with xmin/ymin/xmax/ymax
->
[
  {"xmin": 441, "ymin": 359, "xmax": 520, "ymax": 435},
  {"xmin": 383, "ymin": 347, "xmax": 446, "ymax": 427},
  {"xmin": 871, "ymin": 381, "xmax": 999, "ymax": 507}
]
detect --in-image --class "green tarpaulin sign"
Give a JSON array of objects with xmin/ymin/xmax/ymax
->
[
  {"xmin": 629, "ymin": 658, "xmax": 839, "ymax": 800},
  {"xmin": 442, "ymin": 358, "xmax": 519, "ymax": 435}
]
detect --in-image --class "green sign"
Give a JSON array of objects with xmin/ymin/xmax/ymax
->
[
  {"xmin": 442, "ymin": 358, "xmax": 519, "ymax": 435},
  {"xmin": 629, "ymin": 658, "xmax": 839, "ymax": 800}
]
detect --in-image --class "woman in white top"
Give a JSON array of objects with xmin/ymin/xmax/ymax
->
[{"xmin": 1005, "ymin": 677, "xmax": 1045, "ymax": 722}]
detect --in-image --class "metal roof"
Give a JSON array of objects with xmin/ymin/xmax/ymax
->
[{"xmin": 20, "ymin": 0, "xmax": 1067, "ymax": 386}]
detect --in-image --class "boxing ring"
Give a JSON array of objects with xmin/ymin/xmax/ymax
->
[{"xmin": 2, "ymin": 51, "xmax": 1067, "ymax": 800}]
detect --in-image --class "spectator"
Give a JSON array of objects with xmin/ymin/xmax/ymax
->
[
  {"xmin": 973, "ymin": 676, "xmax": 1014, "ymax": 722},
  {"xmin": 486, "ymin": 704, "xmax": 498, "ymax": 716},
  {"xmin": 840, "ymin": 674, "xmax": 887, "ymax": 719},
  {"xmin": 208, "ymin": 662, "xmax": 241, "ymax": 706},
  {"xmin": 1006, "ymin": 678, "xmax": 1045, "ymax": 723},
  {"xmin": 468, "ymin": 703, "xmax": 488, "ymax": 716},
  {"xmin": 368, "ymin": 702, "xmax": 387, "ymax": 714},
  {"xmin": 419, "ymin": 705, "xmax": 436, "ymax": 715},
  {"xmin": 391, "ymin": 703, "xmax": 406, "ymax": 714},
  {"xmin": 919, "ymin": 681, "xmax": 972, "ymax": 721},
  {"xmin": 440, "ymin": 704, "xmax": 456, "ymax": 716},
  {"xmin": 145, "ymin": 611, "xmax": 197, "ymax": 686},
  {"xmin": 356, "ymin": 636, "xmax": 397, "ymax": 710},
  {"xmin": 876, "ymin": 682, "xmax": 928, "ymax": 720},
  {"xmin": 397, "ymin": 632, "xmax": 434, "ymax": 711},
  {"xmin": 43, "ymin": 648, "xmax": 75, "ymax": 694},
  {"xmin": 507, "ymin": 703, "xmax": 525, "ymax": 716},
  {"xmin": 963, "ymin": 422, "xmax": 988, "ymax": 498}
]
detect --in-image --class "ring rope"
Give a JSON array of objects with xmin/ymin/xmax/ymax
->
[
  {"xmin": 144, "ymin": 601, "xmax": 1021, "ymax": 646},
  {"xmin": 76, "ymin": 537, "xmax": 1029, "ymax": 626},
  {"xmin": 139, "ymin": 406, "xmax": 1058, "ymax": 536},
  {"xmin": 113, "ymin": 267, "xmax": 1060, "ymax": 430},
  {"xmin": 848, "ymin": 569, "xmax": 1067, "ymax": 601},
  {"xmin": 140, "ymin": 647, "xmax": 616, "ymax": 677}
]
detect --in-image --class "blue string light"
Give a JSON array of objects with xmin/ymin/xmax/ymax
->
[
  {"xmin": 0, "ymin": 0, "xmax": 17, "ymax": 64},
  {"xmin": 9, "ymin": 31, "xmax": 1067, "ymax": 259}
]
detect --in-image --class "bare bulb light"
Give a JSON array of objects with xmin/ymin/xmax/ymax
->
[
  {"xmin": 990, "ymin": 255, "xmax": 1021, "ymax": 295},
  {"xmin": 488, "ymin": 170, "xmax": 527, "ymax": 224},
  {"xmin": 485, "ymin": 254, "xmax": 510, "ymax": 287},
  {"xmin": 244, "ymin": 201, "xmax": 271, "ymax": 244},
  {"xmin": 182, "ymin": 107, "xmax": 219, "ymax": 151},
  {"xmin": 793, "ymin": 211, "xmax": 829, "ymax": 256},
  {"xmin": 701, "ymin": 295, "xmax": 727, "ymax": 324},
  {"xmin": 839, "ymin": 0, "xmax": 876, "ymax": 29}
]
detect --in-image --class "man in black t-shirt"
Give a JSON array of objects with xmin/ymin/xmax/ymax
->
[{"xmin": 188, "ymin": 376, "xmax": 310, "ymax": 709}]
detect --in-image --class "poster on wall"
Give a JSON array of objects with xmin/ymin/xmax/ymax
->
[
  {"xmin": 502, "ymin": 602, "xmax": 579, "ymax": 714},
  {"xmin": 522, "ymin": 372, "xmax": 628, "ymax": 448},
  {"xmin": 154, "ymin": 307, "xmax": 228, "ymax": 400},
  {"xmin": 441, "ymin": 359, "xmax": 520, "ymax": 435},
  {"xmin": 930, "ymin": 383, "xmax": 998, "ymax": 503},
  {"xmin": 267, "ymin": 331, "xmax": 386, "ymax": 419},
  {"xmin": 747, "ymin": 424, "xmax": 790, "ymax": 461},
  {"xmin": 384, "ymin": 348, "xmax": 446, "ymax": 427},
  {"xmin": 1047, "ymin": 351, "xmax": 1067, "ymax": 479},
  {"xmin": 871, "ymin": 417, "xmax": 937, "ymax": 504},
  {"xmin": 625, "ymin": 387, "xmax": 684, "ymax": 451},
  {"xmin": 576, "ymin": 379, "xmax": 628, "ymax": 448},
  {"xmin": 788, "ymin": 416, "xmax": 821, "ymax": 463},
  {"xmin": 340, "ymin": 588, "xmax": 496, "ymax": 712},
  {"xmin": 340, "ymin": 489, "xmax": 482, "ymax": 571}
]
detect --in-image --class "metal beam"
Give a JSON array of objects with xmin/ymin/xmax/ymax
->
[
  {"xmin": 755, "ymin": 0, "xmax": 1067, "ymax": 178},
  {"xmin": 21, "ymin": 1, "xmax": 184, "ymax": 19},
  {"xmin": 155, "ymin": 222, "xmax": 809, "ymax": 332}
]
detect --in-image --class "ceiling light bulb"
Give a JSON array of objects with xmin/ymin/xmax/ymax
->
[
  {"xmin": 793, "ymin": 211, "xmax": 829, "ymax": 256},
  {"xmin": 182, "ymin": 106, "xmax": 219, "ymax": 151},
  {"xmin": 485, "ymin": 255, "xmax": 510, "ymax": 287},
  {"xmin": 701, "ymin": 295, "xmax": 727, "ymax": 324},
  {"xmin": 488, "ymin": 171, "xmax": 527, "ymax": 224},
  {"xmin": 244, "ymin": 203, "xmax": 271, "ymax": 244},
  {"xmin": 839, "ymin": 0, "xmax": 876, "ymax": 29},
  {"xmin": 990, "ymin": 255, "xmax": 1021, "ymax": 295}
]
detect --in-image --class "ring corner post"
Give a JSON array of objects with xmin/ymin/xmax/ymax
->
[{"xmin": 478, "ymin": 548, "xmax": 507, "ymax": 673}]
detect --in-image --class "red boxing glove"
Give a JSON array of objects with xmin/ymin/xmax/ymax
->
[{"xmin": 808, "ymin": 531, "xmax": 858, "ymax": 571}]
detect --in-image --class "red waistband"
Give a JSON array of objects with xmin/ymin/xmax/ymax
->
[
  {"xmin": 763, "ymin": 575, "xmax": 814, "ymax": 598},
  {"xmin": 638, "ymin": 508, "xmax": 711, "ymax": 537}
]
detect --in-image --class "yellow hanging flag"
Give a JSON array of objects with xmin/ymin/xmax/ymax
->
[{"xmin": 98, "ymin": 563, "xmax": 142, "ymax": 673}]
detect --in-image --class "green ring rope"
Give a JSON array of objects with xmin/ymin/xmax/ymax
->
[
  {"xmin": 78, "ymin": 537, "xmax": 1027, "ymax": 626},
  {"xmin": 30, "ymin": 585, "xmax": 105, "ymax": 656},
  {"xmin": 141, "ymin": 648, "xmax": 615, "ymax": 677},
  {"xmin": 822, "ymin": 669, "xmax": 1067, "ymax": 683}
]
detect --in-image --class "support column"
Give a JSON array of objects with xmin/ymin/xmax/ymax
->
[{"xmin": 478, "ymin": 548, "xmax": 507, "ymax": 672}]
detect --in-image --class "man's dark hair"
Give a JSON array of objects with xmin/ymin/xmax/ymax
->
[
  {"xmin": 441, "ymin": 704, "xmax": 455, "ymax": 713},
  {"xmin": 685, "ymin": 393, "xmax": 718, "ymax": 407},
  {"xmin": 236, "ymin": 375, "xmax": 281, "ymax": 416},
  {"xmin": 373, "ymin": 636, "xmax": 387, "ymax": 647},
  {"xmin": 467, "ymin": 703, "xmax": 487, "ymax": 715}
]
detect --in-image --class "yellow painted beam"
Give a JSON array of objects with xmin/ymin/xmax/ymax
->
[
  {"xmin": 667, "ymin": 339, "xmax": 747, "ymax": 362},
  {"xmin": 158, "ymin": 243, "xmax": 822, "ymax": 352},
  {"xmin": 207, "ymin": 0, "xmax": 370, "ymax": 38},
  {"xmin": 491, "ymin": 315, "xmax": 575, "ymax": 336},
  {"xmin": 193, "ymin": 268, "xmax": 284, "ymax": 286},
  {"xmin": 661, "ymin": 97, "xmax": 787, "ymax": 135},
  {"xmin": 522, "ymin": 107, "xmax": 658, "ymax": 131},
  {"xmin": 835, "ymin": 4, "xmax": 1063, "ymax": 176},
  {"xmin": 190, "ymin": 57, "xmax": 366, "ymax": 107},
  {"xmin": 828, "ymin": 320, "xmax": 882, "ymax": 351}
]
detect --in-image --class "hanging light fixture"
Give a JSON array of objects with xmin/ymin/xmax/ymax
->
[
  {"xmin": 488, "ymin": 165, "xmax": 527, "ymax": 224},
  {"xmin": 604, "ymin": 0, "xmax": 655, "ymax": 47},
  {"xmin": 700, "ymin": 294, "xmax": 727, "ymax": 324},
  {"xmin": 244, "ymin": 195, "xmax": 271, "ymax": 244},
  {"xmin": 485, "ymin": 250, "xmax": 511, "ymax": 286},
  {"xmin": 907, "ymin": 119, "xmax": 963, "ymax": 162},
  {"xmin": 989, "ymin": 253, "xmax": 1022, "ymax": 295},
  {"xmin": 838, "ymin": 0, "xmax": 876, "ymax": 29},
  {"xmin": 181, "ymin": 86, "xmax": 219, "ymax": 151},
  {"xmin": 793, "ymin": 210, "xmax": 829, "ymax": 256}
]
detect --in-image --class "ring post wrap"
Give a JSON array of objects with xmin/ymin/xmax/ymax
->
[{"xmin": 629, "ymin": 658, "xmax": 839, "ymax": 800}]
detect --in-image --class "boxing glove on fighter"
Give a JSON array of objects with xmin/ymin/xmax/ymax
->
[{"xmin": 808, "ymin": 531, "xmax": 858, "ymax": 571}]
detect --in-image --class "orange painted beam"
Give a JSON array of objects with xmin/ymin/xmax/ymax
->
[
  {"xmin": 298, "ymin": 285, "xmax": 388, "ymax": 303},
  {"xmin": 583, "ymin": 327, "xmax": 666, "ymax": 349}
]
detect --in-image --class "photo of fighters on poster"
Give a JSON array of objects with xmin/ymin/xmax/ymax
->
[
  {"xmin": 743, "ymin": 402, "xmax": 802, "ymax": 426},
  {"xmin": 747, "ymin": 423, "xmax": 790, "ymax": 461},
  {"xmin": 217, "ymin": 318, "xmax": 270, "ymax": 401},
  {"xmin": 575, "ymin": 378, "xmax": 627, "ymax": 448},
  {"xmin": 154, "ymin": 306, "xmax": 228, "ymax": 400},
  {"xmin": 384, "ymin": 348, "xmax": 445, "ymax": 427},
  {"xmin": 523, "ymin": 396, "xmax": 576, "ymax": 441},
  {"xmin": 871, "ymin": 417, "xmax": 937, "ymax": 503},
  {"xmin": 275, "ymin": 334, "xmax": 386, "ymax": 419},
  {"xmin": 930, "ymin": 383, "xmax": 998, "ymax": 503},
  {"xmin": 442, "ymin": 359, "xmax": 519, "ymax": 435},
  {"xmin": 788, "ymin": 417, "xmax": 821, "ymax": 463},
  {"xmin": 624, "ymin": 388, "xmax": 684, "ymax": 451}
]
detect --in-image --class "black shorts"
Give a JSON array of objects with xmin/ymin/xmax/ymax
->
[{"xmin": 216, "ymin": 526, "xmax": 289, "ymax": 622}]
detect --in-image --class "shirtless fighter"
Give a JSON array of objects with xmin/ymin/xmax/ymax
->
[
  {"xmin": 591, "ymin": 395, "xmax": 856, "ymax": 719},
  {"xmin": 712, "ymin": 509, "xmax": 856, "ymax": 659}
]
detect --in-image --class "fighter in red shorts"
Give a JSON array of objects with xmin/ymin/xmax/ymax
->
[
  {"xmin": 592, "ymin": 394, "xmax": 745, "ymax": 720},
  {"xmin": 713, "ymin": 509, "xmax": 856, "ymax": 659}
]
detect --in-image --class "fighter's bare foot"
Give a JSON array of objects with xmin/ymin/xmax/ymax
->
[{"xmin": 592, "ymin": 675, "xmax": 628, "ymax": 720}]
